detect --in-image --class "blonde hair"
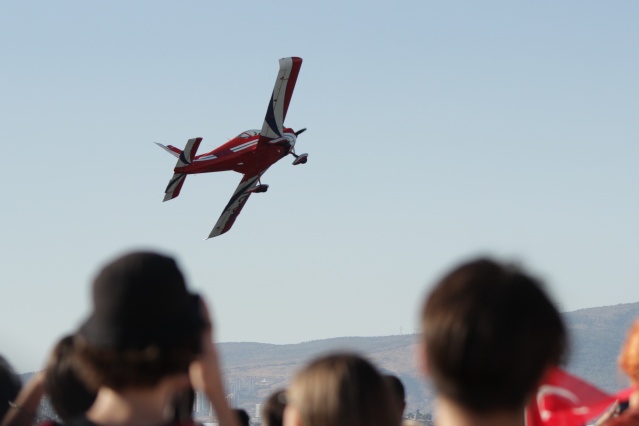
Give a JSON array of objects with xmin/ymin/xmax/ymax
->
[
  {"xmin": 287, "ymin": 353, "xmax": 398, "ymax": 426},
  {"xmin": 619, "ymin": 320, "xmax": 639, "ymax": 383}
]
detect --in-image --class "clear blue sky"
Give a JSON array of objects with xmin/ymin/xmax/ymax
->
[{"xmin": 1, "ymin": 1, "xmax": 638, "ymax": 373}]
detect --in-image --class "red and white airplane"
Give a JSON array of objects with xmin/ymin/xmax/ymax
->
[{"xmin": 156, "ymin": 57, "xmax": 307, "ymax": 239}]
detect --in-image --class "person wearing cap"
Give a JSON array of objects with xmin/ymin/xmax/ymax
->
[{"xmin": 54, "ymin": 251, "xmax": 238, "ymax": 426}]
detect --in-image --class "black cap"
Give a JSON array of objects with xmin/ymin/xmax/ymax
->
[{"xmin": 77, "ymin": 251, "xmax": 205, "ymax": 350}]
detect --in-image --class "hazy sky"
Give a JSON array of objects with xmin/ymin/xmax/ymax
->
[{"xmin": 1, "ymin": 1, "xmax": 638, "ymax": 373}]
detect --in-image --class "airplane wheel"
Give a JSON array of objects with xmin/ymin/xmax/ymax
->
[{"xmin": 293, "ymin": 154, "xmax": 308, "ymax": 165}]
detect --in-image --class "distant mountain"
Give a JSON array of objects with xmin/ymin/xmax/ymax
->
[
  {"xmin": 218, "ymin": 335, "xmax": 431, "ymax": 414},
  {"xmin": 217, "ymin": 302, "xmax": 639, "ymax": 414},
  {"xmin": 563, "ymin": 302, "xmax": 639, "ymax": 391},
  {"xmin": 19, "ymin": 302, "xmax": 639, "ymax": 418}
]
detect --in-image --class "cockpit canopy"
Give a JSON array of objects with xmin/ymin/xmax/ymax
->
[{"xmin": 238, "ymin": 129, "xmax": 260, "ymax": 139}]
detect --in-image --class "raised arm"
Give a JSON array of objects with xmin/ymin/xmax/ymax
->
[
  {"xmin": 1, "ymin": 372, "xmax": 45, "ymax": 426},
  {"xmin": 188, "ymin": 299, "xmax": 240, "ymax": 426}
]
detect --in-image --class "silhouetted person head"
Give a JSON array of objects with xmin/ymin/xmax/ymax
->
[
  {"xmin": 72, "ymin": 251, "xmax": 207, "ymax": 391},
  {"xmin": 262, "ymin": 389, "xmax": 286, "ymax": 426},
  {"xmin": 234, "ymin": 408, "xmax": 250, "ymax": 426},
  {"xmin": 173, "ymin": 387, "xmax": 196, "ymax": 423},
  {"xmin": 284, "ymin": 352, "xmax": 398, "ymax": 426},
  {"xmin": 420, "ymin": 257, "xmax": 566, "ymax": 415},
  {"xmin": 44, "ymin": 335, "xmax": 96, "ymax": 421},
  {"xmin": 384, "ymin": 374, "xmax": 406, "ymax": 421},
  {"xmin": 0, "ymin": 354, "xmax": 21, "ymax": 420}
]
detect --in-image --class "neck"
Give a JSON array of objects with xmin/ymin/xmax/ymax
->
[
  {"xmin": 86, "ymin": 383, "xmax": 178, "ymax": 426},
  {"xmin": 435, "ymin": 397, "xmax": 525, "ymax": 426}
]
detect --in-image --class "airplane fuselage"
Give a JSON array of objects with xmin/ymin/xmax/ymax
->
[{"xmin": 175, "ymin": 127, "xmax": 296, "ymax": 177}]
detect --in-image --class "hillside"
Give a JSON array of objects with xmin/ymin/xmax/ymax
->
[
  {"xmin": 217, "ymin": 302, "xmax": 639, "ymax": 413},
  {"xmin": 217, "ymin": 335, "xmax": 431, "ymax": 413},
  {"xmin": 563, "ymin": 302, "xmax": 639, "ymax": 391},
  {"xmin": 21, "ymin": 302, "xmax": 639, "ymax": 416}
]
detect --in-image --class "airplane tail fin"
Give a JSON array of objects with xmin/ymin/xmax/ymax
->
[
  {"xmin": 175, "ymin": 137, "xmax": 202, "ymax": 168},
  {"xmin": 161, "ymin": 137, "xmax": 202, "ymax": 202}
]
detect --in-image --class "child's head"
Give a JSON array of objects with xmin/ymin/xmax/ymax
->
[{"xmin": 421, "ymin": 258, "xmax": 566, "ymax": 413}]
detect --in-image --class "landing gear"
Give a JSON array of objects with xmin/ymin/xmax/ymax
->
[
  {"xmin": 291, "ymin": 153, "xmax": 308, "ymax": 165},
  {"xmin": 288, "ymin": 128, "xmax": 308, "ymax": 165},
  {"xmin": 252, "ymin": 184, "xmax": 269, "ymax": 193}
]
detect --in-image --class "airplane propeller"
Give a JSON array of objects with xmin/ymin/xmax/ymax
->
[{"xmin": 290, "ymin": 129, "xmax": 308, "ymax": 165}]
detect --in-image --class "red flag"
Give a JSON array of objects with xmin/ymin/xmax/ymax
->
[{"xmin": 526, "ymin": 367, "xmax": 634, "ymax": 426}]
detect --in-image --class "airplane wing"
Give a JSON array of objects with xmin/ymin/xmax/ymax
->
[
  {"xmin": 259, "ymin": 57, "xmax": 303, "ymax": 142},
  {"xmin": 207, "ymin": 171, "xmax": 266, "ymax": 238}
]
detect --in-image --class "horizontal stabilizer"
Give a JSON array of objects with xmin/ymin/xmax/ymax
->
[
  {"xmin": 163, "ymin": 173, "xmax": 187, "ymax": 202},
  {"xmin": 155, "ymin": 142, "xmax": 181, "ymax": 158},
  {"xmin": 160, "ymin": 137, "xmax": 202, "ymax": 202}
]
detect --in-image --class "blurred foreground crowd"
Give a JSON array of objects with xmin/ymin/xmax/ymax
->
[{"xmin": 2, "ymin": 251, "xmax": 639, "ymax": 426}]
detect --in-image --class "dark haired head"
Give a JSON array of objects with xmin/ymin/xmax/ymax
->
[
  {"xmin": 421, "ymin": 258, "xmax": 566, "ymax": 414},
  {"xmin": 262, "ymin": 389, "xmax": 286, "ymax": 426},
  {"xmin": 77, "ymin": 251, "xmax": 206, "ymax": 350},
  {"xmin": 384, "ymin": 374, "xmax": 406, "ymax": 421},
  {"xmin": 234, "ymin": 408, "xmax": 250, "ymax": 426},
  {"xmin": 384, "ymin": 374, "xmax": 405, "ymax": 404},
  {"xmin": 0, "ymin": 355, "xmax": 21, "ymax": 420},
  {"xmin": 173, "ymin": 388, "xmax": 196, "ymax": 423},
  {"xmin": 73, "ymin": 251, "xmax": 206, "ymax": 390},
  {"xmin": 73, "ymin": 327, "xmax": 201, "ymax": 391},
  {"xmin": 44, "ymin": 335, "xmax": 96, "ymax": 421}
]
